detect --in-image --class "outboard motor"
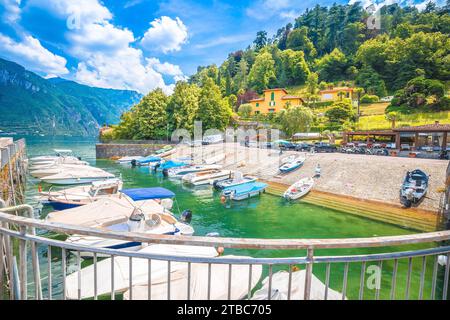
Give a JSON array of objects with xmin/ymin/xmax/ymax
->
[
  {"xmin": 77, "ymin": 156, "xmax": 82, "ymax": 160},
  {"xmin": 212, "ymin": 180, "xmax": 220, "ymax": 190},
  {"xmin": 131, "ymin": 159, "xmax": 137, "ymax": 167},
  {"xmin": 162, "ymin": 168, "xmax": 169, "ymax": 177},
  {"xmin": 180, "ymin": 209, "xmax": 192, "ymax": 223},
  {"xmin": 153, "ymin": 162, "xmax": 161, "ymax": 171},
  {"xmin": 127, "ymin": 208, "xmax": 145, "ymax": 232}
]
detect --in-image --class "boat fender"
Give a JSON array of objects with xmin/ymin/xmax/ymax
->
[
  {"xmin": 38, "ymin": 185, "xmax": 42, "ymax": 193},
  {"xmin": 220, "ymin": 195, "xmax": 226, "ymax": 203},
  {"xmin": 180, "ymin": 209, "xmax": 192, "ymax": 223}
]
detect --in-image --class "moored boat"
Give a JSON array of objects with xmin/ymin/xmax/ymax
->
[
  {"xmin": 40, "ymin": 169, "xmax": 115, "ymax": 185},
  {"xmin": 212, "ymin": 171, "xmax": 256, "ymax": 190},
  {"xmin": 30, "ymin": 164, "xmax": 104, "ymax": 178},
  {"xmin": 279, "ymin": 157, "xmax": 305, "ymax": 174},
  {"xmin": 400, "ymin": 169, "xmax": 429, "ymax": 208},
  {"xmin": 116, "ymin": 156, "xmax": 144, "ymax": 164},
  {"xmin": 165, "ymin": 164, "xmax": 222, "ymax": 178},
  {"xmin": 283, "ymin": 177, "xmax": 314, "ymax": 200},
  {"xmin": 222, "ymin": 182, "xmax": 267, "ymax": 201},
  {"xmin": 182, "ymin": 169, "xmax": 232, "ymax": 186}
]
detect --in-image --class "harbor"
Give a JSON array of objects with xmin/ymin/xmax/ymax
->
[{"xmin": 0, "ymin": 135, "xmax": 449, "ymax": 300}]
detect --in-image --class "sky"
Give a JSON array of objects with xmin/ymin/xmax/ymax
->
[{"xmin": 0, "ymin": 0, "xmax": 440, "ymax": 95}]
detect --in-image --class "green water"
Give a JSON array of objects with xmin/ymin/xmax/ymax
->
[{"xmin": 19, "ymin": 136, "xmax": 446, "ymax": 300}]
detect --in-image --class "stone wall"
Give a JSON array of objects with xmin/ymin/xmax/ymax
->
[
  {"xmin": 0, "ymin": 138, "xmax": 26, "ymax": 206},
  {"xmin": 96, "ymin": 143, "xmax": 169, "ymax": 159}
]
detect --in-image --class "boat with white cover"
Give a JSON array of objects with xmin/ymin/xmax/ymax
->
[
  {"xmin": 165, "ymin": 164, "xmax": 222, "ymax": 178},
  {"xmin": 46, "ymin": 188, "xmax": 194, "ymax": 254},
  {"xmin": 251, "ymin": 270, "xmax": 345, "ymax": 300},
  {"xmin": 123, "ymin": 255, "xmax": 262, "ymax": 300},
  {"xmin": 29, "ymin": 149, "xmax": 75, "ymax": 162},
  {"xmin": 30, "ymin": 164, "xmax": 104, "ymax": 178},
  {"xmin": 37, "ymin": 178, "xmax": 123, "ymax": 210},
  {"xmin": 29, "ymin": 157, "xmax": 89, "ymax": 170},
  {"xmin": 182, "ymin": 169, "xmax": 233, "ymax": 186},
  {"xmin": 40, "ymin": 169, "xmax": 115, "ymax": 185},
  {"xmin": 283, "ymin": 177, "xmax": 314, "ymax": 200},
  {"xmin": 64, "ymin": 244, "xmax": 220, "ymax": 299},
  {"xmin": 213, "ymin": 171, "xmax": 256, "ymax": 190},
  {"xmin": 202, "ymin": 153, "xmax": 225, "ymax": 165}
]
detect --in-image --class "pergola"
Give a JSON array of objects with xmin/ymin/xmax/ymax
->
[{"xmin": 342, "ymin": 130, "xmax": 397, "ymax": 145}]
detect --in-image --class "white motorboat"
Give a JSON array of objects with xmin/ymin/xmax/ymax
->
[
  {"xmin": 40, "ymin": 169, "xmax": 115, "ymax": 185},
  {"xmin": 165, "ymin": 164, "xmax": 222, "ymax": 178},
  {"xmin": 29, "ymin": 149, "xmax": 74, "ymax": 163},
  {"xmin": 30, "ymin": 164, "xmax": 104, "ymax": 178},
  {"xmin": 37, "ymin": 178, "xmax": 123, "ymax": 209},
  {"xmin": 213, "ymin": 171, "xmax": 256, "ymax": 190},
  {"xmin": 283, "ymin": 177, "xmax": 314, "ymax": 200},
  {"xmin": 222, "ymin": 182, "xmax": 267, "ymax": 201},
  {"xmin": 123, "ymin": 255, "xmax": 262, "ymax": 300},
  {"xmin": 279, "ymin": 157, "xmax": 305, "ymax": 174},
  {"xmin": 29, "ymin": 157, "xmax": 89, "ymax": 170},
  {"xmin": 116, "ymin": 156, "xmax": 144, "ymax": 164},
  {"xmin": 182, "ymin": 169, "xmax": 233, "ymax": 186}
]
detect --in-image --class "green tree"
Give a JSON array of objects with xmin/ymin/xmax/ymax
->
[
  {"xmin": 238, "ymin": 103, "xmax": 253, "ymax": 118},
  {"xmin": 277, "ymin": 105, "xmax": 314, "ymax": 136},
  {"xmin": 286, "ymin": 27, "xmax": 317, "ymax": 58},
  {"xmin": 253, "ymin": 31, "xmax": 268, "ymax": 50},
  {"xmin": 168, "ymin": 82, "xmax": 201, "ymax": 133},
  {"xmin": 248, "ymin": 51, "xmax": 276, "ymax": 93},
  {"xmin": 197, "ymin": 78, "xmax": 232, "ymax": 131},
  {"xmin": 325, "ymin": 101, "xmax": 354, "ymax": 124},
  {"xmin": 278, "ymin": 49, "xmax": 310, "ymax": 86},
  {"xmin": 385, "ymin": 111, "xmax": 400, "ymax": 129},
  {"xmin": 133, "ymin": 88, "xmax": 169, "ymax": 139},
  {"xmin": 316, "ymin": 48, "xmax": 348, "ymax": 82}
]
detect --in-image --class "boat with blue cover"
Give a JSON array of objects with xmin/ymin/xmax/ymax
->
[
  {"xmin": 279, "ymin": 157, "xmax": 305, "ymax": 174},
  {"xmin": 222, "ymin": 182, "xmax": 268, "ymax": 201},
  {"xmin": 133, "ymin": 155, "xmax": 162, "ymax": 166}
]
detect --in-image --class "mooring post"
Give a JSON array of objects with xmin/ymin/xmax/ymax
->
[{"xmin": 304, "ymin": 247, "xmax": 314, "ymax": 300}]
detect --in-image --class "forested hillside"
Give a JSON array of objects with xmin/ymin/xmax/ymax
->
[
  {"xmin": 110, "ymin": 2, "xmax": 449, "ymax": 140},
  {"xmin": 0, "ymin": 58, "xmax": 142, "ymax": 136}
]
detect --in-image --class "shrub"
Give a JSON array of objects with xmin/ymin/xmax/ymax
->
[
  {"xmin": 360, "ymin": 94, "xmax": 379, "ymax": 104},
  {"xmin": 238, "ymin": 103, "xmax": 253, "ymax": 118}
]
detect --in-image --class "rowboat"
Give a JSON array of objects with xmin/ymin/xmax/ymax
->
[
  {"xmin": 251, "ymin": 270, "xmax": 345, "ymax": 300},
  {"xmin": 64, "ymin": 244, "xmax": 220, "ymax": 299},
  {"xmin": 279, "ymin": 157, "xmax": 305, "ymax": 173},
  {"xmin": 40, "ymin": 169, "xmax": 115, "ymax": 185},
  {"xmin": 202, "ymin": 153, "xmax": 225, "ymax": 165},
  {"xmin": 165, "ymin": 164, "xmax": 222, "ymax": 178},
  {"xmin": 283, "ymin": 177, "xmax": 314, "ymax": 200},
  {"xmin": 400, "ymin": 169, "xmax": 429, "ymax": 208},
  {"xmin": 212, "ymin": 171, "xmax": 256, "ymax": 190},
  {"xmin": 222, "ymin": 182, "xmax": 267, "ymax": 201},
  {"xmin": 38, "ymin": 178, "xmax": 123, "ymax": 210},
  {"xmin": 182, "ymin": 169, "xmax": 233, "ymax": 186}
]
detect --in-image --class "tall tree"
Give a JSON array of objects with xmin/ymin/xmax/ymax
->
[
  {"xmin": 168, "ymin": 82, "xmax": 201, "ymax": 133},
  {"xmin": 133, "ymin": 89, "xmax": 169, "ymax": 139},
  {"xmin": 197, "ymin": 78, "xmax": 232, "ymax": 131},
  {"xmin": 316, "ymin": 48, "xmax": 348, "ymax": 82},
  {"xmin": 286, "ymin": 27, "xmax": 317, "ymax": 58},
  {"xmin": 248, "ymin": 51, "xmax": 276, "ymax": 93},
  {"xmin": 253, "ymin": 31, "xmax": 268, "ymax": 51}
]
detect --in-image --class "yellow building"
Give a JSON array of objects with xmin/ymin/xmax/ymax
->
[
  {"xmin": 319, "ymin": 87, "xmax": 354, "ymax": 101},
  {"xmin": 248, "ymin": 88, "xmax": 304, "ymax": 115}
]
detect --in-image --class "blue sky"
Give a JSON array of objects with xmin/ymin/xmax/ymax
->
[{"xmin": 0, "ymin": 0, "xmax": 438, "ymax": 94}]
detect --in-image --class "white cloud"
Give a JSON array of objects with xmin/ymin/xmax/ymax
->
[
  {"xmin": 146, "ymin": 57, "xmax": 188, "ymax": 83},
  {"xmin": 140, "ymin": 16, "xmax": 188, "ymax": 53},
  {"xmin": 194, "ymin": 34, "xmax": 253, "ymax": 49},
  {"xmin": 0, "ymin": 33, "xmax": 68, "ymax": 76},
  {"xmin": 1, "ymin": 0, "xmax": 21, "ymax": 23}
]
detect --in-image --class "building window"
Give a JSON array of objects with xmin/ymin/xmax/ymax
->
[
  {"xmin": 268, "ymin": 108, "xmax": 275, "ymax": 113},
  {"xmin": 271, "ymin": 92, "xmax": 275, "ymax": 101},
  {"xmin": 346, "ymin": 92, "xmax": 350, "ymax": 98},
  {"xmin": 256, "ymin": 103, "xmax": 259, "ymax": 107}
]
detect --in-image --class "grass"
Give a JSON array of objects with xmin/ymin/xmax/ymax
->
[
  {"xmin": 359, "ymin": 102, "xmax": 389, "ymax": 116},
  {"xmin": 356, "ymin": 110, "xmax": 450, "ymax": 130}
]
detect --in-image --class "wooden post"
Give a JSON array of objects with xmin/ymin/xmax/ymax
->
[{"xmin": 442, "ymin": 132, "xmax": 447, "ymax": 151}]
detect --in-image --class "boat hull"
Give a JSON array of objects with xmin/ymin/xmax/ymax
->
[{"xmin": 41, "ymin": 177, "xmax": 114, "ymax": 185}]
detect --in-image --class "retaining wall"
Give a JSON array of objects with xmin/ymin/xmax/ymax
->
[{"xmin": 96, "ymin": 143, "xmax": 170, "ymax": 159}]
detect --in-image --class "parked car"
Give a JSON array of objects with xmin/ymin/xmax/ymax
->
[
  {"xmin": 313, "ymin": 142, "xmax": 337, "ymax": 153},
  {"xmin": 279, "ymin": 142, "xmax": 297, "ymax": 150},
  {"xmin": 295, "ymin": 143, "xmax": 313, "ymax": 152}
]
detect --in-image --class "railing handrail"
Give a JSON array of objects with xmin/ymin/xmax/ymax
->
[{"xmin": 1, "ymin": 208, "xmax": 450, "ymax": 250}]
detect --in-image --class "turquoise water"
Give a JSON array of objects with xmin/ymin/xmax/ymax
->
[{"xmin": 19, "ymin": 136, "xmax": 446, "ymax": 300}]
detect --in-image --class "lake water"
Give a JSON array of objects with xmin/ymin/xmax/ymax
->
[{"xmin": 18, "ymin": 135, "xmax": 445, "ymax": 300}]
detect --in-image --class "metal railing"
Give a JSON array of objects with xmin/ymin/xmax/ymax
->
[{"xmin": 1, "ymin": 204, "xmax": 450, "ymax": 300}]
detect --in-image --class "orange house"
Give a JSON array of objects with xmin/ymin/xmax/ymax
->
[
  {"xmin": 248, "ymin": 88, "xmax": 304, "ymax": 115},
  {"xmin": 319, "ymin": 87, "xmax": 354, "ymax": 101}
]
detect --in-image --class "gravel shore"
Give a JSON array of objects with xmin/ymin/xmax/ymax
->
[{"xmin": 172, "ymin": 143, "xmax": 449, "ymax": 212}]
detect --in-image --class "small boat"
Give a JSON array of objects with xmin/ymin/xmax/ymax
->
[
  {"xmin": 182, "ymin": 170, "xmax": 232, "ymax": 186},
  {"xmin": 40, "ymin": 169, "xmax": 115, "ymax": 185},
  {"xmin": 38, "ymin": 178, "xmax": 123, "ymax": 210},
  {"xmin": 154, "ymin": 145, "xmax": 174, "ymax": 155},
  {"xmin": 152, "ymin": 159, "xmax": 188, "ymax": 171},
  {"xmin": 213, "ymin": 171, "xmax": 256, "ymax": 190},
  {"xmin": 283, "ymin": 177, "xmax": 314, "ymax": 200},
  {"xmin": 251, "ymin": 270, "xmax": 345, "ymax": 300},
  {"xmin": 165, "ymin": 164, "xmax": 222, "ymax": 178},
  {"xmin": 29, "ymin": 157, "xmax": 89, "ymax": 170},
  {"xmin": 279, "ymin": 157, "xmax": 305, "ymax": 174},
  {"xmin": 132, "ymin": 155, "xmax": 161, "ymax": 166},
  {"xmin": 64, "ymin": 244, "xmax": 220, "ymax": 299},
  {"xmin": 222, "ymin": 182, "xmax": 267, "ymax": 201},
  {"xmin": 30, "ymin": 164, "xmax": 104, "ymax": 178},
  {"xmin": 400, "ymin": 169, "xmax": 429, "ymax": 208},
  {"xmin": 116, "ymin": 156, "xmax": 144, "ymax": 164},
  {"xmin": 29, "ymin": 149, "xmax": 75, "ymax": 163}
]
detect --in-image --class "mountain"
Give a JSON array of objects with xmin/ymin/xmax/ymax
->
[{"xmin": 0, "ymin": 58, "xmax": 142, "ymax": 136}]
